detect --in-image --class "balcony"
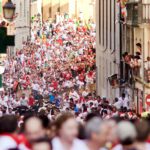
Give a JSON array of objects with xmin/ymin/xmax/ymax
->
[
  {"xmin": 121, "ymin": 53, "xmax": 150, "ymax": 87},
  {"xmin": 120, "ymin": 60, "xmax": 133, "ymax": 86},
  {"xmin": 142, "ymin": 3, "xmax": 150, "ymax": 23},
  {"xmin": 144, "ymin": 59, "xmax": 150, "ymax": 83},
  {"xmin": 126, "ymin": 2, "xmax": 150, "ymax": 25}
]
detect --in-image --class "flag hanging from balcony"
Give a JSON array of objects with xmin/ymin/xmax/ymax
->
[
  {"xmin": 108, "ymin": 74, "xmax": 119, "ymax": 88},
  {"xmin": 117, "ymin": 0, "xmax": 128, "ymax": 19}
]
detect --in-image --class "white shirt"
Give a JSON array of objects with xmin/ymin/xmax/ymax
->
[
  {"xmin": 20, "ymin": 54, "xmax": 25, "ymax": 63},
  {"xmin": 145, "ymin": 61, "xmax": 150, "ymax": 70},
  {"xmin": 32, "ymin": 83, "xmax": 40, "ymax": 91},
  {"xmin": 113, "ymin": 101, "xmax": 122, "ymax": 109},
  {"xmin": 82, "ymin": 91, "xmax": 89, "ymax": 97},
  {"xmin": 69, "ymin": 91, "xmax": 80, "ymax": 101},
  {"xmin": 112, "ymin": 143, "xmax": 150, "ymax": 150},
  {"xmin": 13, "ymin": 100, "xmax": 21, "ymax": 108},
  {"xmin": 118, "ymin": 97, "xmax": 129, "ymax": 109},
  {"xmin": 52, "ymin": 137, "xmax": 89, "ymax": 150},
  {"xmin": 0, "ymin": 136, "xmax": 17, "ymax": 150},
  {"xmin": 4, "ymin": 96, "xmax": 9, "ymax": 102},
  {"xmin": 0, "ymin": 136, "xmax": 30, "ymax": 150}
]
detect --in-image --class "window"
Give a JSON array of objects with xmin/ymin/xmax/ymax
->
[
  {"xmin": 24, "ymin": 0, "xmax": 26, "ymax": 17},
  {"xmin": 20, "ymin": 2, "xmax": 22, "ymax": 17},
  {"xmin": 106, "ymin": 59, "xmax": 108, "ymax": 87},
  {"xmin": 104, "ymin": 0, "xmax": 106, "ymax": 48},
  {"xmin": 27, "ymin": 11, "xmax": 29, "ymax": 25},
  {"xmin": 126, "ymin": 26, "xmax": 131, "ymax": 53},
  {"xmin": 110, "ymin": 0, "xmax": 112, "ymax": 49},
  {"xmin": 106, "ymin": 0, "xmax": 108, "ymax": 49},
  {"xmin": 22, "ymin": 37, "xmax": 24, "ymax": 43},
  {"xmin": 99, "ymin": 0, "xmax": 101, "ymax": 44},
  {"xmin": 102, "ymin": 0, "xmax": 104, "ymax": 47},
  {"xmin": 49, "ymin": 7, "xmax": 52, "ymax": 18},
  {"xmin": 57, "ymin": 7, "xmax": 60, "ymax": 12},
  {"xmin": 110, "ymin": 62, "xmax": 112, "ymax": 75},
  {"xmin": 114, "ymin": 0, "xmax": 116, "ymax": 51}
]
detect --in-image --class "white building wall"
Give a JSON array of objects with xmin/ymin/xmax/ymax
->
[
  {"xmin": 96, "ymin": 0, "xmax": 120, "ymax": 99},
  {"xmin": 14, "ymin": 0, "xmax": 30, "ymax": 51},
  {"xmin": 31, "ymin": 0, "xmax": 42, "ymax": 17}
]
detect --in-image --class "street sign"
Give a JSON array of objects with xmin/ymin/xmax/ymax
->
[{"xmin": 146, "ymin": 94, "xmax": 150, "ymax": 106}]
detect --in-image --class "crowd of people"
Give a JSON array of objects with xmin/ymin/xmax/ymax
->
[
  {"xmin": 1, "ymin": 108, "xmax": 150, "ymax": 150},
  {"xmin": 122, "ymin": 43, "xmax": 150, "ymax": 82},
  {"xmin": 1, "ymin": 15, "xmax": 96, "ymax": 108},
  {"xmin": 0, "ymin": 15, "xmax": 149, "ymax": 150},
  {"xmin": 122, "ymin": 43, "xmax": 142, "ymax": 77}
]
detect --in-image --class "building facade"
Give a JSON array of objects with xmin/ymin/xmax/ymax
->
[
  {"xmin": 14, "ymin": 0, "xmax": 31, "ymax": 51},
  {"xmin": 0, "ymin": 0, "xmax": 30, "ymax": 53},
  {"xmin": 42, "ymin": 0, "xmax": 96, "ymax": 22},
  {"xmin": 96, "ymin": 0, "xmax": 120, "ymax": 99},
  {"xmin": 122, "ymin": 0, "xmax": 150, "ymax": 112},
  {"xmin": 31, "ymin": 0, "xmax": 42, "ymax": 18}
]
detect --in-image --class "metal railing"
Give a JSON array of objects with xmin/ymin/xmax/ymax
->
[
  {"xmin": 144, "ymin": 60, "xmax": 150, "ymax": 83},
  {"xmin": 142, "ymin": 4, "xmax": 150, "ymax": 23},
  {"xmin": 126, "ymin": 2, "xmax": 150, "ymax": 25}
]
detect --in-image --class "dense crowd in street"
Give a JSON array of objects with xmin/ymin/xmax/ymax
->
[
  {"xmin": 1, "ymin": 107, "xmax": 150, "ymax": 150},
  {"xmin": 0, "ymin": 15, "xmax": 150, "ymax": 150},
  {"xmin": 2, "ymin": 15, "xmax": 96, "ymax": 108}
]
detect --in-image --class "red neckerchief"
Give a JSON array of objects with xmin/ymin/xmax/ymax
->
[{"xmin": 0, "ymin": 133, "xmax": 20, "ymax": 145}]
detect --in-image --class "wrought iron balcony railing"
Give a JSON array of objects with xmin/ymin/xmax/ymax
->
[
  {"xmin": 142, "ymin": 3, "xmax": 150, "ymax": 23},
  {"xmin": 126, "ymin": 2, "xmax": 150, "ymax": 25}
]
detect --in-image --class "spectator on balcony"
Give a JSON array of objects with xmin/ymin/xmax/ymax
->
[
  {"xmin": 145, "ymin": 57, "xmax": 150, "ymax": 70},
  {"xmin": 136, "ymin": 43, "xmax": 142, "ymax": 56},
  {"xmin": 145, "ymin": 57, "xmax": 150, "ymax": 82},
  {"xmin": 133, "ymin": 56, "xmax": 142, "ymax": 77},
  {"xmin": 122, "ymin": 52, "xmax": 130, "ymax": 64}
]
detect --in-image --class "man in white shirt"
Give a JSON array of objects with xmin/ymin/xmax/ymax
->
[
  {"xmin": 82, "ymin": 89, "xmax": 89, "ymax": 97},
  {"xmin": 118, "ymin": 93, "xmax": 129, "ymax": 110},
  {"xmin": 32, "ymin": 82, "xmax": 40, "ymax": 99},
  {"xmin": 4, "ymin": 93, "xmax": 9, "ymax": 103},
  {"xmin": 145, "ymin": 59, "xmax": 150, "ymax": 70},
  {"xmin": 69, "ymin": 89, "xmax": 80, "ymax": 101},
  {"xmin": 113, "ymin": 98, "xmax": 122, "ymax": 110},
  {"xmin": 12, "ymin": 98, "xmax": 21, "ymax": 108},
  {"xmin": 32, "ymin": 82, "xmax": 40, "ymax": 91},
  {"xmin": 20, "ymin": 93, "xmax": 28, "ymax": 107}
]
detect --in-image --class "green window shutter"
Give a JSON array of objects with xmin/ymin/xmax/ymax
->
[
  {"xmin": 0, "ymin": 27, "xmax": 7, "ymax": 53},
  {"xmin": 0, "ymin": 74, "xmax": 2, "ymax": 88}
]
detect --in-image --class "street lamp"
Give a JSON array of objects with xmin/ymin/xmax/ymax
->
[{"xmin": 3, "ymin": 0, "xmax": 16, "ymax": 21}]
